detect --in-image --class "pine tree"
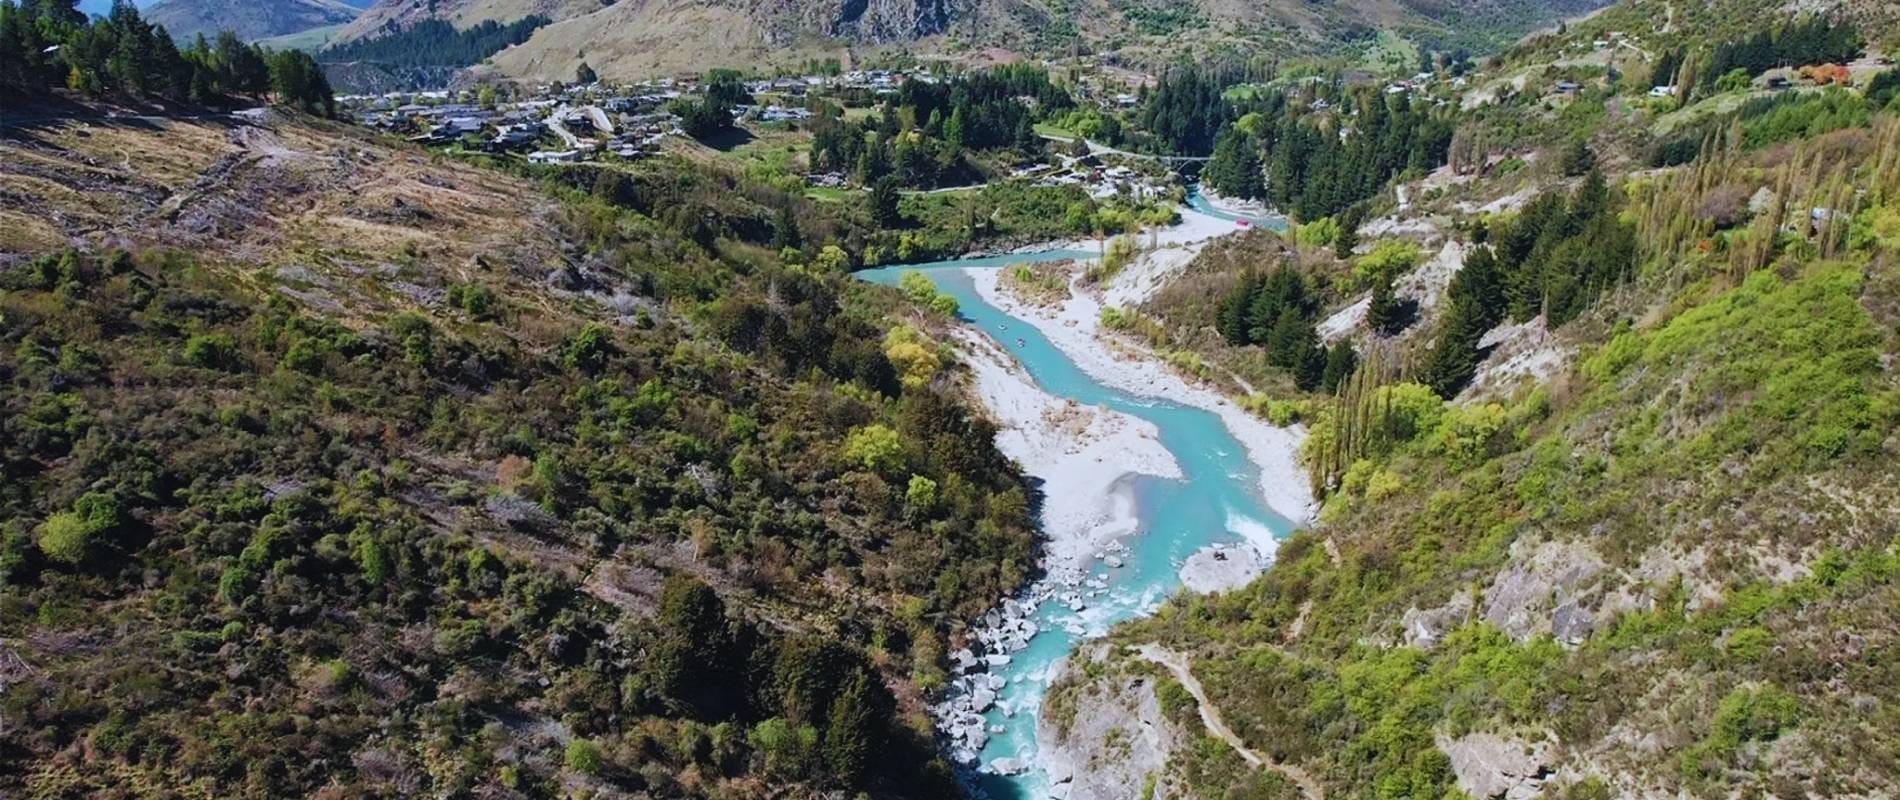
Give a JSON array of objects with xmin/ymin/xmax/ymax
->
[
  {"xmin": 1559, "ymin": 137, "xmax": 1596, "ymax": 177},
  {"xmin": 1334, "ymin": 206, "xmax": 1363, "ymax": 259},
  {"xmin": 821, "ymin": 669, "xmax": 885, "ymax": 788},
  {"xmin": 1423, "ymin": 296, "xmax": 1486, "ymax": 398},
  {"xmin": 870, "ymin": 177, "xmax": 903, "ymax": 229},
  {"xmin": 1320, "ymin": 340, "xmax": 1357, "ymax": 394},
  {"xmin": 1366, "ymin": 273, "xmax": 1409, "ymax": 336},
  {"xmin": 1205, "ymin": 127, "xmax": 1261, "ymax": 200},
  {"xmin": 944, "ymin": 104, "xmax": 967, "ymax": 152},
  {"xmin": 647, "ymin": 576, "xmax": 741, "ymax": 718},
  {"xmin": 774, "ymin": 204, "xmax": 801, "ymax": 250},
  {"xmin": 1448, "ymin": 244, "xmax": 1503, "ymax": 324},
  {"xmin": 1216, "ymin": 273, "xmax": 1259, "ymax": 345},
  {"xmin": 1265, "ymin": 311, "xmax": 1315, "ymax": 370}
]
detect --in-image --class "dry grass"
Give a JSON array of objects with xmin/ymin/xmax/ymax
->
[{"xmin": 0, "ymin": 111, "xmax": 567, "ymax": 327}]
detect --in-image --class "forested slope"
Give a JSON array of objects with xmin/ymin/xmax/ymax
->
[
  {"xmin": 1048, "ymin": 4, "xmax": 1900, "ymax": 798},
  {"xmin": 0, "ymin": 110, "xmax": 1032, "ymax": 796}
]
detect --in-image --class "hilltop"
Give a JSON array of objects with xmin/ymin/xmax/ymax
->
[
  {"xmin": 324, "ymin": 0, "xmax": 1611, "ymax": 81},
  {"xmin": 143, "ymin": 0, "xmax": 362, "ymax": 43}
]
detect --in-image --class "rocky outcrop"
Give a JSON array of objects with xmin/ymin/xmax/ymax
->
[
  {"xmin": 1482, "ymin": 539, "xmax": 1606, "ymax": 645},
  {"xmin": 1179, "ymin": 544, "xmax": 1265, "ymax": 595},
  {"xmin": 1436, "ymin": 731, "xmax": 1554, "ymax": 800},
  {"xmin": 1039, "ymin": 644, "xmax": 1183, "ymax": 800},
  {"xmin": 757, "ymin": 0, "xmax": 964, "ymax": 45},
  {"xmin": 1400, "ymin": 587, "xmax": 1475, "ymax": 649}
]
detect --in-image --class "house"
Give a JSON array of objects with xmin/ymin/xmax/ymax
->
[
  {"xmin": 431, "ymin": 116, "xmax": 486, "ymax": 139},
  {"xmin": 756, "ymin": 105, "xmax": 812, "ymax": 122},
  {"xmin": 528, "ymin": 150, "xmax": 580, "ymax": 164},
  {"xmin": 489, "ymin": 123, "xmax": 545, "ymax": 151}
]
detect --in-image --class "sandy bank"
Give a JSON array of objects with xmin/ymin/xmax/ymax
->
[
  {"xmin": 966, "ymin": 264, "xmax": 1317, "ymax": 530},
  {"xmin": 952, "ymin": 328, "xmax": 1183, "ymax": 579},
  {"xmin": 1021, "ymin": 205, "xmax": 1250, "ymax": 256}
]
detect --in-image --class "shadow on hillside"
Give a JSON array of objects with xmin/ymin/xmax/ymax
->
[{"xmin": 698, "ymin": 125, "xmax": 756, "ymax": 152}]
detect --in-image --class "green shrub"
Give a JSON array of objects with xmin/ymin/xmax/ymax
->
[
  {"xmin": 564, "ymin": 324, "xmax": 615, "ymax": 373},
  {"xmin": 1353, "ymin": 240, "xmax": 1422, "ymax": 288},
  {"xmin": 905, "ymin": 475, "xmax": 939, "ymax": 510},
  {"xmin": 182, "ymin": 333, "xmax": 237, "ymax": 369},
  {"xmin": 1680, "ymin": 685, "xmax": 1800, "ymax": 780},
  {"xmin": 35, "ymin": 492, "xmax": 125, "ymax": 565},
  {"xmin": 564, "ymin": 739, "xmax": 605, "ymax": 774},
  {"xmin": 1725, "ymin": 626, "xmax": 1773, "ymax": 663},
  {"xmin": 842, "ymin": 424, "xmax": 905, "ymax": 472}
]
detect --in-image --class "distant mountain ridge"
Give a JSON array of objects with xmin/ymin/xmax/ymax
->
[
  {"xmin": 143, "ymin": 0, "xmax": 365, "ymax": 42},
  {"xmin": 327, "ymin": 0, "xmax": 1614, "ymax": 80}
]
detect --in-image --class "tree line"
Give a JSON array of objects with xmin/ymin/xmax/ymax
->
[
  {"xmin": 807, "ymin": 66, "xmax": 1067, "ymax": 189},
  {"xmin": 668, "ymin": 69, "xmax": 751, "ymax": 140},
  {"xmin": 317, "ymin": 16, "xmax": 549, "ymax": 69},
  {"xmin": 1132, "ymin": 64, "xmax": 1240, "ymax": 155},
  {"xmin": 1204, "ymin": 87, "xmax": 1454, "ymax": 221},
  {"xmin": 1215, "ymin": 266, "xmax": 1358, "ymax": 394},
  {"xmin": 0, "ymin": 0, "xmax": 332, "ymax": 114},
  {"xmin": 1421, "ymin": 172, "xmax": 1636, "ymax": 397},
  {"xmin": 1697, "ymin": 15, "xmax": 1862, "ymax": 91}
]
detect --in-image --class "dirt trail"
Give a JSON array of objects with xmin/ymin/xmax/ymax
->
[{"xmin": 1137, "ymin": 643, "xmax": 1325, "ymax": 800}]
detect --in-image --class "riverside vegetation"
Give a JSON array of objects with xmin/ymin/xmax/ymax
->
[
  {"xmin": 5, "ymin": 0, "xmax": 1900, "ymax": 796},
  {"xmin": 1041, "ymin": 4, "xmax": 1900, "ymax": 799}
]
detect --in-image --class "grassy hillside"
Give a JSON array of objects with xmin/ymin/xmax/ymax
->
[
  {"xmin": 1055, "ymin": 118, "xmax": 1900, "ymax": 799},
  {"xmin": 144, "ymin": 0, "xmax": 361, "ymax": 43},
  {"xmin": 0, "ymin": 111, "xmax": 1033, "ymax": 796},
  {"xmin": 1045, "ymin": 3, "xmax": 1900, "ymax": 797}
]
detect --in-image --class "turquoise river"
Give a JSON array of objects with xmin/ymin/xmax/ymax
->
[{"xmin": 861, "ymin": 194, "xmax": 1295, "ymax": 799}]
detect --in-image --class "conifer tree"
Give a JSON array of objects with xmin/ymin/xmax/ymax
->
[{"xmin": 1321, "ymin": 340, "xmax": 1357, "ymax": 394}]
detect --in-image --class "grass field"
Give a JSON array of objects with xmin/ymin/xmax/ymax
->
[
  {"xmin": 804, "ymin": 186, "xmax": 857, "ymax": 202},
  {"xmin": 253, "ymin": 23, "xmax": 346, "ymax": 52},
  {"xmin": 1034, "ymin": 122, "xmax": 1080, "ymax": 140}
]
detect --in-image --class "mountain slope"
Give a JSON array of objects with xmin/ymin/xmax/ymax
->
[
  {"xmin": 1036, "ymin": 2, "xmax": 1900, "ymax": 797},
  {"xmin": 336, "ymin": 0, "xmax": 1610, "ymax": 80},
  {"xmin": 145, "ymin": 0, "xmax": 362, "ymax": 43},
  {"xmin": 330, "ymin": 0, "xmax": 601, "ymax": 44},
  {"xmin": 0, "ymin": 110, "xmax": 1035, "ymax": 797}
]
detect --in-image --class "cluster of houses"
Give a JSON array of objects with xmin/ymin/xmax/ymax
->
[
  {"xmin": 342, "ymin": 84, "xmax": 688, "ymax": 162},
  {"xmin": 339, "ymin": 68, "xmax": 949, "ymax": 163}
]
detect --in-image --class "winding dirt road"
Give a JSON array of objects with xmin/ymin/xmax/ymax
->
[{"xmin": 1137, "ymin": 644, "xmax": 1324, "ymax": 800}]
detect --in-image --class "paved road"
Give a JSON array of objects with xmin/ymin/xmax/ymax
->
[{"xmin": 1039, "ymin": 132, "xmax": 1209, "ymax": 163}]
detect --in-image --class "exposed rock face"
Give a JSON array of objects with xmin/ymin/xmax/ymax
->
[
  {"xmin": 1401, "ymin": 587, "xmax": 1475, "ymax": 648},
  {"xmin": 1179, "ymin": 544, "xmax": 1266, "ymax": 595},
  {"xmin": 1039, "ymin": 644, "xmax": 1183, "ymax": 800},
  {"xmin": 1436, "ymin": 731, "xmax": 1553, "ymax": 800},
  {"xmin": 1483, "ymin": 539, "xmax": 1606, "ymax": 644},
  {"xmin": 754, "ymin": 0, "xmax": 963, "ymax": 44}
]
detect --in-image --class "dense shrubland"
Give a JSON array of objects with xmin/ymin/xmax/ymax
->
[
  {"xmin": 0, "ymin": 133, "xmax": 1040, "ymax": 796},
  {"xmin": 1067, "ymin": 91, "xmax": 1900, "ymax": 800}
]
